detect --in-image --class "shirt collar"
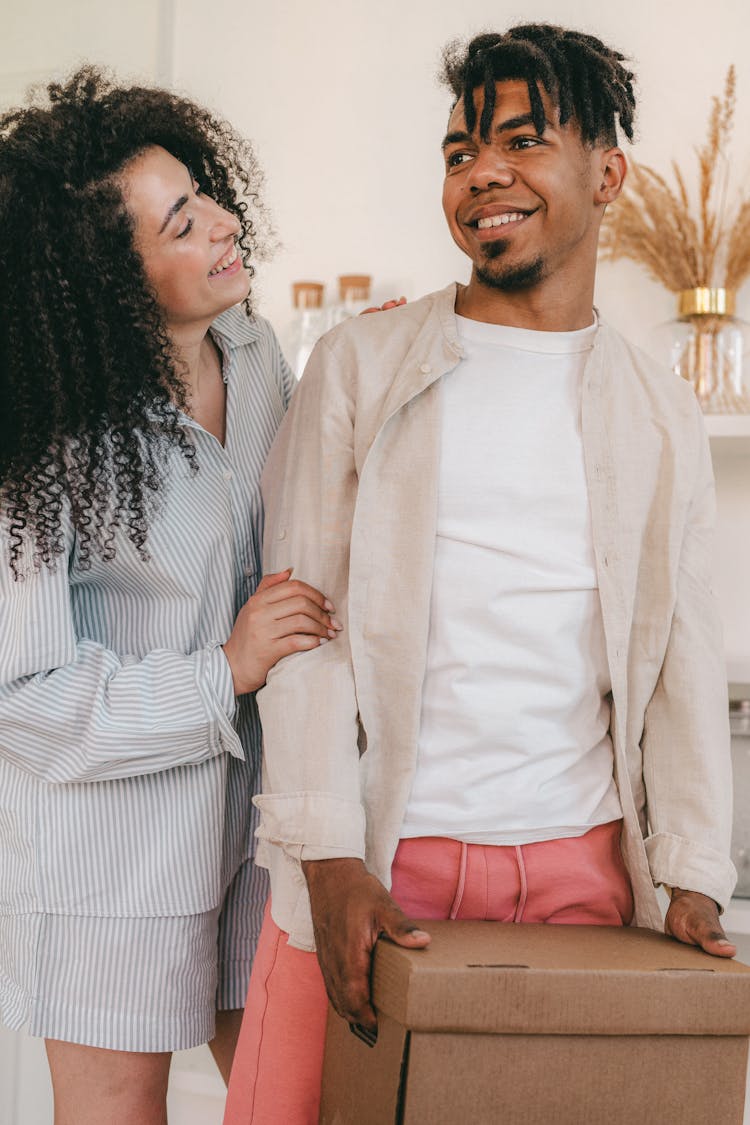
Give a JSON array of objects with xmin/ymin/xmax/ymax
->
[{"xmin": 210, "ymin": 304, "xmax": 264, "ymax": 349}]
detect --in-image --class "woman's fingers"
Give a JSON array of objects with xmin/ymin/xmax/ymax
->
[
  {"xmin": 269, "ymin": 594, "xmax": 342, "ymax": 632},
  {"xmin": 256, "ymin": 568, "xmax": 293, "ymax": 591},
  {"xmin": 272, "ymin": 612, "xmax": 337, "ymax": 640},
  {"xmin": 262, "ymin": 577, "xmax": 335, "ymax": 613},
  {"xmin": 274, "ymin": 632, "xmax": 329, "ymax": 659}
]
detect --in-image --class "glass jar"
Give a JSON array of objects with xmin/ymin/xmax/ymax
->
[
  {"xmin": 286, "ymin": 280, "xmax": 327, "ymax": 379},
  {"xmin": 730, "ymin": 696, "xmax": 750, "ymax": 896},
  {"xmin": 328, "ymin": 274, "xmax": 372, "ymax": 329},
  {"xmin": 668, "ymin": 288, "xmax": 750, "ymax": 413}
]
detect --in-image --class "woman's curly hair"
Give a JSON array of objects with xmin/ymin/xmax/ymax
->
[{"xmin": 0, "ymin": 66, "xmax": 268, "ymax": 576}]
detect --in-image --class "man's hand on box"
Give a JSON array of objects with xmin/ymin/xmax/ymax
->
[
  {"xmin": 303, "ymin": 857, "xmax": 430, "ymax": 1035},
  {"xmin": 665, "ymin": 887, "xmax": 737, "ymax": 958}
]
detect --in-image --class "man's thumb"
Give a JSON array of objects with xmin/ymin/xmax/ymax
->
[{"xmin": 383, "ymin": 911, "xmax": 431, "ymax": 948}]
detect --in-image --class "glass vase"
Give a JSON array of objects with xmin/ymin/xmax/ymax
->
[{"xmin": 669, "ymin": 288, "xmax": 750, "ymax": 413}]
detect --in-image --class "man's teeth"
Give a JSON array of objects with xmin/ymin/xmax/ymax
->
[
  {"xmin": 209, "ymin": 244, "xmax": 238, "ymax": 276},
  {"xmin": 477, "ymin": 212, "xmax": 526, "ymax": 229}
]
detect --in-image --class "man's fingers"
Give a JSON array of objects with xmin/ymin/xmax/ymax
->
[
  {"xmin": 693, "ymin": 924, "xmax": 737, "ymax": 958},
  {"xmin": 339, "ymin": 979, "xmax": 377, "ymax": 1030},
  {"xmin": 306, "ymin": 867, "xmax": 420, "ymax": 1036},
  {"xmin": 665, "ymin": 894, "xmax": 737, "ymax": 959},
  {"xmin": 335, "ymin": 907, "xmax": 431, "ymax": 1032},
  {"xmin": 320, "ymin": 944, "xmax": 377, "ymax": 1030}
]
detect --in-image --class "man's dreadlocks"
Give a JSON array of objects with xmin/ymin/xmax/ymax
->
[{"xmin": 441, "ymin": 24, "xmax": 636, "ymax": 148}]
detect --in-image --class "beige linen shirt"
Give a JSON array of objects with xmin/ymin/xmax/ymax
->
[{"xmin": 255, "ymin": 284, "xmax": 735, "ymax": 951}]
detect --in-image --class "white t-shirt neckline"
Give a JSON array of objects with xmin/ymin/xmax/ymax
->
[{"xmin": 454, "ymin": 313, "xmax": 598, "ymax": 355}]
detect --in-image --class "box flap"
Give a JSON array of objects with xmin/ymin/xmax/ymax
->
[{"xmin": 371, "ymin": 922, "xmax": 750, "ymax": 1036}]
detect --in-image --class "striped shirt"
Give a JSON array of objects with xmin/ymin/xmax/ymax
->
[{"xmin": 0, "ymin": 307, "xmax": 292, "ymax": 1026}]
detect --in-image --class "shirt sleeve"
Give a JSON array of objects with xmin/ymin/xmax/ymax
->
[
  {"xmin": 0, "ymin": 520, "xmax": 242, "ymax": 784},
  {"xmin": 641, "ymin": 398, "xmax": 736, "ymax": 909},
  {"xmin": 253, "ymin": 334, "xmax": 367, "ymax": 863}
]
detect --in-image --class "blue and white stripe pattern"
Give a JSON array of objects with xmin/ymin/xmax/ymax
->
[{"xmin": 0, "ymin": 306, "xmax": 293, "ymax": 1040}]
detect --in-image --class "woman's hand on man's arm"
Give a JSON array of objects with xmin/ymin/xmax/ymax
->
[{"xmin": 223, "ymin": 569, "xmax": 342, "ymax": 695}]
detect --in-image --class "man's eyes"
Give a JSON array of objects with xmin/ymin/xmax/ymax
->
[
  {"xmin": 509, "ymin": 135, "xmax": 543, "ymax": 149},
  {"xmin": 445, "ymin": 135, "xmax": 543, "ymax": 168},
  {"xmin": 446, "ymin": 151, "xmax": 474, "ymax": 168}
]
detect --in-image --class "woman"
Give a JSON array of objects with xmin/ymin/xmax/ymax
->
[{"xmin": 0, "ymin": 67, "xmax": 340, "ymax": 1123}]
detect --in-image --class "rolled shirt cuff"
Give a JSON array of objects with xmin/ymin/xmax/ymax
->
[
  {"xmin": 253, "ymin": 791, "xmax": 367, "ymax": 860},
  {"xmin": 645, "ymin": 831, "xmax": 737, "ymax": 912}
]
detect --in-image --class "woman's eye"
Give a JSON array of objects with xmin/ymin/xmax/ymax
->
[{"xmin": 176, "ymin": 217, "xmax": 193, "ymax": 239}]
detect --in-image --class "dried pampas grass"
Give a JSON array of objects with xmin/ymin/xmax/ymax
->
[{"xmin": 600, "ymin": 67, "xmax": 750, "ymax": 292}]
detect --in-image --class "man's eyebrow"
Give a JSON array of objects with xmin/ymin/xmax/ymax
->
[
  {"xmin": 441, "ymin": 129, "xmax": 473, "ymax": 151},
  {"xmin": 442, "ymin": 113, "xmax": 553, "ymax": 150},
  {"xmin": 494, "ymin": 112, "xmax": 534, "ymax": 132},
  {"xmin": 158, "ymin": 194, "xmax": 188, "ymax": 234},
  {"xmin": 496, "ymin": 112, "xmax": 552, "ymax": 134}
]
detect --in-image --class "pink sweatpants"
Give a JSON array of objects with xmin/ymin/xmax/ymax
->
[{"xmin": 223, "ymin": 820, "xmax": 633, "ymax": 1125}]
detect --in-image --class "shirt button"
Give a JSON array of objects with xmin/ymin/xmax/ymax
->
[
  {"xmin": 243, "ymin": 564, "xmax": 255, "ymax": 577},
  {"xmin": 419, "ymin": 362, "xmax": 432, "ymax": 374},
  {"xmin": 223, "ymin": 470, "xmax": 233, "ymax": 482},
  {"xmin": 278, "ymin": 529, "xmax": 287, "ymax": 540}
]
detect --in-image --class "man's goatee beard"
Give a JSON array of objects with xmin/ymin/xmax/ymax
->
[{"xmin": 476, "ymin": 241, "xmax": 545, "ymax": 291}]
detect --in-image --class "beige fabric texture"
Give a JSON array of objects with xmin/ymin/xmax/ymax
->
[{"xmin": 254, "ymin": 283, "xmax": 735, "ymax": 951}]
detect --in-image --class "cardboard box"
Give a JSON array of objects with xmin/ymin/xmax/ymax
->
[{"xmin": 320, "ymin": 921, "xmax": 750, "ymax": 1125}]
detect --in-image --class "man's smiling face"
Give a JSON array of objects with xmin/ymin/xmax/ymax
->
[{"xmin": 442, "ymin": 79, "xmax": 609, "ymax": 294}]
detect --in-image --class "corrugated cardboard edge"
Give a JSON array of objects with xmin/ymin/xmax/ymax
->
[{"xmin": 372, "ymin": 921, "xmax": 750, "ymax": 1036}]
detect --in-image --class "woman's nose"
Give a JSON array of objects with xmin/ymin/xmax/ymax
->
[{"xmin": 209, "ymin": 201, "xmax": 241, "ymax": 240}]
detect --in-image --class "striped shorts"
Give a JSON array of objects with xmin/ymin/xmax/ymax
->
[{"xmin": 12, "ymin": 858, "xmax": 268, "ymax": 1053}]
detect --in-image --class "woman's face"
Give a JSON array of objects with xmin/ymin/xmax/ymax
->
[{"xmin": 119, "ymin": 145, "xmax": 250, "ymax": 334}]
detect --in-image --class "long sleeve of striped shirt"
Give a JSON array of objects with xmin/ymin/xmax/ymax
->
[
  {"xmin": 0, "ymin": 308, "xmax": 289, "ymax": 787},
  {"xmin": 0, "ymin": 523, "xmax": 241, "ymax": 784}
]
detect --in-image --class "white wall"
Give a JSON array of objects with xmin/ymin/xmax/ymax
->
[
  {"xmin": 171, "ymin": 0, "xmax": 750, "ymax": 344},
  {"xmin": 0, "ymin": 0, "xmax": 170, "ymax": 105},
  {"xmin": 170, "ymin": 0, "xmax": 750, "ymax": 662},
  {"xmin": 1, "ymin": 2, "xmax": 750, "ymax": 1120}
]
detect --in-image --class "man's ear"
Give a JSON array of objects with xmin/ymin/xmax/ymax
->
[{"xmin": 595, "ymin": 147, "xmax": 627, "ymax": 204}]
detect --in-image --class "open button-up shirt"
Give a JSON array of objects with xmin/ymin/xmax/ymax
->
[
  {"xmin": 0, "ymin": 306, "xmax": 292, "ymax": 1028},
  {"xmin": 255, "ymin": 284, "xmax": 735, "ymax": 951}
]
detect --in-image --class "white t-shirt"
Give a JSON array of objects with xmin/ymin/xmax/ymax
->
[{"xmin": 400, "ymin": 314, "xmax": 622, "ymax": 845}]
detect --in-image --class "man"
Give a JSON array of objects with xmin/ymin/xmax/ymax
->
[{"xmin": 223, "ymin": 24, "xmax": 736, "ymax": 1125}]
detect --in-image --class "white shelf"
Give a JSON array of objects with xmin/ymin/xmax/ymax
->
[
  {"xmin": 705, "ymin": 414, "xmax": 750, "ymax": 452},
  {"xmin": 705, "ymin": 415, "xmax": 750, "ymax": 437},
  {"xmin": 723, "ymin": 897, "xmax": 750, "ymax": 935}
]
